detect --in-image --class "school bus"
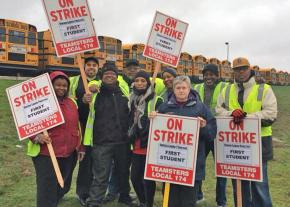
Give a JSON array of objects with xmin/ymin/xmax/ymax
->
[
  {"xmin": 0, "ymin": 19, "xmax": 38, "ymax": 75},
  {"xmin": 38, "ymin": 30, "xmax": 80, "ymax": 74},
  {"xmin": 259, "ymin": 68, "xmax": 277, "ymax": 84},
  {"xmin": 220, "ymin": 60, "xmax": 233, "ymax": 82},
  {"xmin": 85, "ymin": 36, "xmax": 123, "ymax": 70},
  {"xmin": 176, "ymin": 52, "xmax": 192, "ymax": 76},
  {"xmin": 122, "ymin": 43, "xmax": 153, "ymax": 73},
  {"xmin": 192, "ymin": 55, "xmax": 207, "ymax": 82}
]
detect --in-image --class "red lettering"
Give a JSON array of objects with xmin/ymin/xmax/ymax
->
[
  {"xmin": 187, "ymin": 134, "xmax": 193, "ymax": 145},
  {"xmin": 218, "ymin": 131, "xmax": 224, "ymax": 141},
  {"xmin": 14, "ymin": 97, "xmax": 21, "ymax": 107},
  {"xmin": 154, "ymin": 130, "xmax": 160, "ymax": 141}
]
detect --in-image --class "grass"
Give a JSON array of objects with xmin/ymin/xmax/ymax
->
[{"xmin": 0, "ymin": 81, "xmax": 289, "ymax": 207}]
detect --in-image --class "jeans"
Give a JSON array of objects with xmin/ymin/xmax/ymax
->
[
  {"xmin": 198, "ymin": 140, "xmax": 227, "ymax": 206},
  {"xmin": 131, "ymin": 154, "xmax": 156, "ymax": 207},
  {"xmin": 232, "ymin": 161, "xmax": 272, "ymax": 207},
  {"xmin": 107, "ymin": 161, "xmax": 120, "ymax": 196},
  {"xmin": 86, "ymin": 143, "xmax": 131, "ymax": 205}
]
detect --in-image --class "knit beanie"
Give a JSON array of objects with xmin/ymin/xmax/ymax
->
[
  {"xmin": 134, "ymin": 70, "xmax": 151, "ymax": 86},
  {"xmin": 202, "ymin": 64, "xmax": 219, "ymax": 76},
  {"xmin": 162, "ymin": 68, "xmax": 177, "ymax": 77}
]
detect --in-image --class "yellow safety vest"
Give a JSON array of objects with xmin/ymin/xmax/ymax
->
[
  {"xmin": 222, "ymin": 83, "xmax": 272, "ymax": 137},
  {"xmin": 194, "ymin": 82, "xmax": 228, "ymax": 112},
  {"xmin": 69, "ymin": 75, "xmax": 101, "ymax": 99}
]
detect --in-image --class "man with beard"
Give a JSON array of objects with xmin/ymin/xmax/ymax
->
[
  {"xmin": 194, "ymin": 64, "xmax": 228, "ymax": 207},
  {"xmin": 69, "ymin": 57, "xmax": 101, "ymax": 206},
  {"xmin": 216, "ymin": 57, "xmax": 277, "ymax": 207}
]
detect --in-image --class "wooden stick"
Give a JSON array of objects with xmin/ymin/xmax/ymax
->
[
  {"xmin": 237, "ymin": 179, "xmax": 242, "ymax": 207},
  {"xmin": 163, "ymin": 182, "xmax": 170, "ymax": 207},
  {"xmin": 43, "ymin": 130, "xmax": 64, "ymax": 188},
  {"xmin": 151, "ymin": 61, "xmax": 161, "ymax": 88},
  {"xmin": 76, "ymin": 54, "xmax": 90, "ymax": 94}
]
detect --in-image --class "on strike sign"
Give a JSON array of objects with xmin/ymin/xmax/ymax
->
[
  {"xmin": 6, "ymin": 74, "xmax": 64, "ymax": 140},
  {"xmin": 215, "ymin": 117, "xmax": 263, "ymax": 182},
  {"xmin": 42, "ymin": 0, "xmax": 99, "ymax": 56},
  {"xmin": 145, "ymin": 114, "xmax": 200, "ymax": 186},
  {"xmin": 143, "ymin": 11, "xmax": 188, "ymax": 67}
]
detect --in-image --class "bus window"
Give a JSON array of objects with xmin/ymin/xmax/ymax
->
[
  {"xmin": 107, "ymin": 44, "xmax": 116, "ymax": 54},
  {"xmin": 99, "ymin": 41, "xmax": 104, "ymax": 52},
  {"xmin": 28, "ymin": 32, "xmax": 36, "ymax": 45},
  {"xmin": 138, "ymin": 53, "xmax": 145, "ymax": 61},
  {"xmin": 117, "ymin": 44, "xmax": 122, "ymax": 55},
  {"xmin": 0, "ymin": 28, "xmax": 5, "ymax": 41},
  {"xmin": 132, "ymin": 51, "xmax": 137, "ymax": 59},
  {"xmin": 9, "ymin": 30, "xmax": 25, "ymax": 44},
  {"xmin": 123, "ymin": 49, "xmax": 130, "ymax": 59}
]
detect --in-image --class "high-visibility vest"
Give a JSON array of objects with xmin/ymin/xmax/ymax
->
[
  {"xmin": 194, "ymin": 82, "xmax": 228, "ymax": 112},
  {"xmin": 221, "ymin": 83, "xmax": 272, "ymax": 137},
  {"xmin": 26, "ymin": 98, "xmax": 81, "ymax": 157},
  {"xmin": 117, "ymin": 75, "xmax": 130, "ymax": 97},
  {"xmin": 69, "ymin": 75, "xmax": 101, "ymax": 99},
  {"xmin": 83, "ymin": 91, "xmax": 160, "ymax": 146}
]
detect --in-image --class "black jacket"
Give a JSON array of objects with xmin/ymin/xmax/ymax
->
[
  {"xmin": 93, "ymin": 83, "xmax": 129, "ymax": 145},
  {"xmin": 129, "ymin": 94, "xmax": 163, "ymax": 148}
]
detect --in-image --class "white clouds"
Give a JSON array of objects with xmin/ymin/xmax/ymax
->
[{"xmin": 1, "ymin": 0, "xmax": 289, "ymax": 71}]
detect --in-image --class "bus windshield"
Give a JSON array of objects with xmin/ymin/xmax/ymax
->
[{"xmin": 9, "ymin": 30, "xmax": 25, "ymax": 44}]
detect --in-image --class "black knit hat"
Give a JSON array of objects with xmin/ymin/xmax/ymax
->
[
  {"xmin": 202, "ymin": 64, "xmax": 219, "ymax": 76},
  {"xmin": 162, "ymin": 67, "xmax": 177, "ymax": 78},
  {"xmin": 134, "ymin": 70, "xmax": 151, "ymax": 86},
  {"xmin": 85, "ymin": 57, "xmax": 99, "ymax": 66},
  {"xmin": 126, "ymin": 59, "xmax": 139, "ymax": 67},
  {"xmin": 101, "ymin": 62, "xmax": 118, "ymax": 78}
]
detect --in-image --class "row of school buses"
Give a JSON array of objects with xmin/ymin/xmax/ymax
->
[{"xmin": 0, "ymin": 19, "xmax": 289, "ymax": 85}]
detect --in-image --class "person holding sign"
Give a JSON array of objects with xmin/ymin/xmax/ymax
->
[
  {"xmin": 160, "ymin": 67, "xmax": 177, "ymax": 102},
  {"xmin": 194, "ymin": 64, "xmax": 228, "ymax": 207},
  {"xmin": 150, "ymin": 76, "xmax": 217, "ymax": 207},
  {"xmin": 69, "ymin": 57, "xmax": 101, "ymax": 205},
  {"xmin": 216, "ymin": 57, "xmax": 277, "ymax": 207},
  {"xmin": 83, "ymin": 63, "xmax": 135, "ymax": 207},
  {"xmin": 128, "ymin": 71, "xmax": 163, "ymax": 207},
  {"xmin": 27, "ymin": 71, "xmax": 84, "ymax": 207}
]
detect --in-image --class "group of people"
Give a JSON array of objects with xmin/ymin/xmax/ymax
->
[{"xmin": 27, "ymin": 56, "xmax": 277, "ymax": 207}]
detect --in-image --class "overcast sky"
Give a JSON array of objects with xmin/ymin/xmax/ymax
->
[{"xmin": 2, "ymin": 0, "xmax": 290, "ymax": 71}]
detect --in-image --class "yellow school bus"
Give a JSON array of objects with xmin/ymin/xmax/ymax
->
[
  {"xmin": 176, "ymin": 52, "xmax": 193, "ymax": 76},
  {"xmin": 38, "ymin": 30, "xmax": 80, "ymax": 74},
  {"xmin": 122, "ymin": 43, "xmax": 153, "ymax": 73},
  {"xmin": 85, "ymin": 36, "xmax": 123, "ymax": 71},
  {"xmin": 220, "ymin": 60, "xmax": 233, "ymax": 82},
  {"xmin": 0, "ymin": 19, "xmax": 38, "ymax": 74},
  {"xmin": 192, "ymin": 55, "xmax": 207, "ymax": 82}
]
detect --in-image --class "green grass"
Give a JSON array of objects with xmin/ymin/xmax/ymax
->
[{"xmin": 0, "ymin": 81, "xmax": 290, "ymax": 207}]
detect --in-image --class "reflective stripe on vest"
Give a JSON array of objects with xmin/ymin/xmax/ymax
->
[{"xmin": 223, "ymin": 83, "xmax": 272, "ymax": 136}]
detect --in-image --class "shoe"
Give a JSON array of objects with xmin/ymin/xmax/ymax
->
[
  {"xmin": 77, "ymin": 195, "xmax": 87, "ymax": 206},
  {"xmin": 103, "ymin": 193, "xmax": 119, "ymax": 203},
  {"xmin": 118, "ymin": 198, "xmax": 139, "ymax": 207},
  {"xmin": 196, "ymin": 196, "xmax": 205, "ymax": 204}
]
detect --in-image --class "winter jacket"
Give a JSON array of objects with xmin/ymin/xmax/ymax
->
[
  {"xmin": 28, "ymin": 97, "xmax": 82, "ymax": 157},
  {"xmin": 128, "ymin": 94, "xmax": 163, "ymax": 149},
  {"xmin": 216, "ymin": 76, "xmax": 278, "ymax": 160},
  {"xmin": 158, "ymin": 90, "xmax": 217, "ymax": 180},
  {"xmin": 92, "ymin": 83, "xmax": 129, "ymax": 145}
]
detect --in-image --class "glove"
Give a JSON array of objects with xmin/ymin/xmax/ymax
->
[{"xmin": 231, "ymin": 109, "xmax": 247, "ymax": 124}]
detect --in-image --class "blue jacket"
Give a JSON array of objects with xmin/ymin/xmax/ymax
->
[{"xmin": 158, "ymin": 89, "xmax": 217, "ymax": 180}]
